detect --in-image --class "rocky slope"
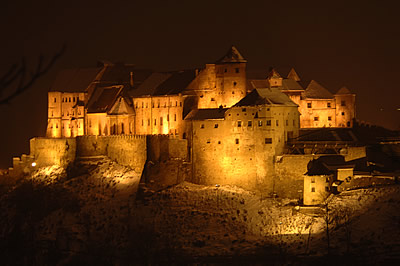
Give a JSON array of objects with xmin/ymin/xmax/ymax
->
[{"xmin": 0, "ymin": 158, "xmax": 399, "ymax": 265}]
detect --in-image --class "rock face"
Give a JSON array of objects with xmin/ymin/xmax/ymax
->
[{"xmin": 1, "ymin": 159, "xmax": 400, "ymax": 264}]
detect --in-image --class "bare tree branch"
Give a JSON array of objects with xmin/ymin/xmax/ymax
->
[{"xmin": 0, "ymin": 45, "xmax": 66, "ymax": 104}]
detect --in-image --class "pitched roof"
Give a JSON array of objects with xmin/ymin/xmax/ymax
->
[
  {"xmin": 267, "ymin": 68, "xmax": 282, "ymax": 79},
  {"xmin": 248, "ymin": 79, "xmax": 269, "ymax": 89},
  {"xmin": 282, "ymin": 79, "xmax": 304, "ymax": 91},
  {"xmin": 304, "ymin": 80, "xmax": 334, "ymax": 99},
  {"xmin": 50, "ymin": 67, "xmax": 103, "ymax": 92},
  {"xmin": 130, "ymin": 70, "xmax": 196, "ymax": 97},
  {"xmin": 215, "ymin": 46, "xmax": 247, "ymax": 64},
  {"xmin": 99, "ymin": 63, "xmax": 152, "ymax": 88},
  {"xmin": 234, "ymin": 88, "xmax": 297, "ymax": 107},
  {"xmin": 335, "ymin": 86, "xmax": 354, "ymax": 95},
  {"xmin": 185, "ymin": 108, "xmax": 228, "ymax": 120},
  {"xmin": 287, "ymin": 68, "xmax": 301, "ymax": 81},
  {"xmin": 87, "ymin": 86, "xmax": 122, "ymax": 113}
]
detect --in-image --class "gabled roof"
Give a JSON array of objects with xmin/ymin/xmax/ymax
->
[
  {"xmin": 248, "ymin": 79, "xmax": 269, "ymax": 89},
  {"xmin": 99, "ymin": 63, "xmax": 152, "ymax": 89},
  {"xmin": 50, "ymin": 67, "xmax": 103, "ymax": 92},
  {"xmin": 234, "ymin": 88, "xmax": 297, "ymax": 107},
  {"xmin": 87, "ymin": 86, "xmax": 122, "ymax": 113},
  {"xmin": 282, "ymin": 79, "xmax": 304, "ymax": 91},
  {"xmin": 131, "ymin": 70, "xmax": 196, "ymax": 97},
  {"xmin": 335, "ymin": 86, "xmax": 354, "ymax": 95},
  {"xmin": 268, "ymin": 68, "xmax": 282, "ymax": 79},
  {"xmin": 287, "ymin": 68, "xmax": 301, "ymax": 81},
  {"xmin": 215, "ymin": 46, "xmax": 247, "ymax": 64},
  {"xmin": 304, "ymin": 80, "xmax": 334, "ymax": 99},
  {"xmin": 185, "ymin": 108, "xmax": 228, "ymax": 120}
]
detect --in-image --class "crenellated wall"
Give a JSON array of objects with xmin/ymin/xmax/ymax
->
[{"xmin": 30, "ymin": 138, "xmax": 77, "ymax": 167}]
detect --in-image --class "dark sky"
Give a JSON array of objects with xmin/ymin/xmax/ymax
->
[{"xmin": 1, "ymin": 0, "xmax": 400, "ymax": 168}]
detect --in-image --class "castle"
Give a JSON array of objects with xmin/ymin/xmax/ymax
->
[
  {"xmin": 46, "ymin": 46, "xmax": 356, "ymax": 139},
  {"xmin": 18, "ymin": 46, "xmax": 394, "ymax": 206}
]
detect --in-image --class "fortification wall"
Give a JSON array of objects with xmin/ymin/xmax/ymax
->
[
  {"xmin": 76, "ymin": 136, "xmax": 108, "ymax": 157},
  {"xmin": 107, "ymin": 135, "xmax": 146, "ymax": 173},
  {"xmin": 274, "ymin": 155, "xmax": 318, "ymax": 199},
  {"xmin": 30, "ymin": 138, "xmax": 76, "ymax": 167},
  {"xmin": 147, "ymin": 135, "xmax": 188, "ymax": 162}
]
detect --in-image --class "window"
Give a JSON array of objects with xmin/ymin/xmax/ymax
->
[
  {"xmin": 62, "ymin": 111, "xmax": 64, "ymax": 116},
  {"xmin": 142, "ymin": 119, "xmax": 144, "ymax": 126},
  {"xmin": 211, "ymin": 98, "xmax": 215, "ymax": 101},
  {"xmin": 233, "ymin": 81, "xmax": 237, "ymax": 86},
  {"xmin": 286, "ymin": 120, "xmax": 288, "ymax": 126},
  {"xmin": 314, "ymin": 117, "xmax": 319, "ymax": 121},
  {"xmin": 347, "ymin": 121, "xmax": 351, "ymax": 127},
  {"xmin": 154, "ymin": 119, "xmax": 157, "ymax": 126},
  {"xmin": 311, "ymin": 177, "xmax": 315, "ymax": 183},
  {"xmin": 327, "ymin": 102, "xmax": 331, "ymax": 108},
  {"xmin": 160, "ymin": 117, "xmax": 163, "ymax": 126},
  {"xmin": 51, "ymin": 111, "xmax": 53, "ymax": 117},
  {"xmin": 311, "ymin": 187, "xmax": 315, "ymax": 192},
  {"xmin": 237, "ymin": 121, "xmax": 242, "ymax": 127},
  {"xmin": 200, "ymin": 124, "xmax": 204, "ymax": 129},
  {"xmin": 341, "ymin": 100, "xmax": 346, "ymax": 106},
  {"xmin": 293, "ymin": 120, "xmax": 295, "ymax": 126},
  {"xmin": 174, "ymin": 114, "xmax": 177, "ymax": 121},
  {"xmin": 248, "ymin": 121, "xmax": 252, "ymax": 127},
  {"xmin": 232, "ymin": 91, "xmax": 235, "ymax": 94},
  {"xmin": 276, "ymin": 120, "xmax": 279, "ymax": 126},
  {"xmin": 218, "ymin": 141, "xmax": 221, "ymax": 144},
  {"xmin": 258, "ymin": 121, "xmax": 262, "ymax": 127},
  {"xmin": 146, "ymin": 103, "xmax": 148, "ymax": 108},
  {"xmin": 176, "ymin": 101, "xmax": 178, "ymax": 106},
  {"xmin": 224, "ymin": 68, "xmax": 227, "ymax": 73},
  {"xmin": 235, "ymin": 138, "xmax": 239, "ymax": 144},
  {"xmin": 242, "ymin": 108, "xmax": 246, "ymax": 112},
  {"xmin": 342, "ymin": 112, "xmax": 345, "ymax": 116},
  {"xmin": 328, "ymin": 116, "xmax": 332, "ymax": 121},
  {"xmin": 214, "ymin": 123, "xmax": 218, "ymax": 128},
  {"xmin": 73, "ymin": 97, "xmax": 75, "ymax": 102},
  {"xmin": 207, "ymin": 139, "xmax": 210, "ymax": 144},
  {"xmin": 62, "ymin": 98, "xmax": 64, "ymax": 103},
  {"xmin": 264, "ymin": 138, "xmax": 272, "ymax": 144},
  {"xmin": 54, "ymin": 98, "xmax": 57, "ymax": 103},
  {"xmin": 235, "ymin": 68, "xmax": 239, "ymax": 73},
  {"xmin": 167, "ymin": 114, "xmax": 169, "ymax": 121},
  {"xmin": 180, "ymin": 102, "xmax": 182, "ymax": 107},
  {"xmin": 266, "ymin": 120, "xmax": 271, "ymax": 126},
  {"xmin": 142, "ymin": 102, "xmax": 144, "ymax": 108},
  {"xmin": 148, "ymin": 119, "xmax": 150, "ymax": 126},
  {"xmin": 157, "ymin": 101, "xmax": 160, "ymax": 108},
  {"xmin": 307, "ymin": 102, "xmax": 312, "ymax": 108}
]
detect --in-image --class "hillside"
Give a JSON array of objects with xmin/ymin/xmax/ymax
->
[{"xmin": 0, "ymin": 159, "xmax": 400, "ymax": 264}]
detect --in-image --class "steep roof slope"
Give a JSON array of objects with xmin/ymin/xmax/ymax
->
[
  {"xmin": 335, "ymin": 86, "xmax": 354, "ymax": 95},
  {"xmin": 215, "ymin": 46, "xmax": 247, "ymax": 64},
  {"xmin": 304, "ymin": 80, "xmax": 334, "ymax": 99},
  {"xmin": 185, "ymin": 108, "xmax": 228, "ymax": 120},
  {"xmin": 234, "ymin": 88, "xmax": 297, "ymax": 107}
]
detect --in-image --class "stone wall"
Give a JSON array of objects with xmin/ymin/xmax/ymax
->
[
  {"xmin": 147, "ymin": 135, "xmax": 188, "ymax": 162},
  {"xmin": 30, "ymin": 138, "xmax": 77, "ymax": 167},
  {"xmin": 274, "ymin": 155, "xmax": 317, "ymax": 199}
]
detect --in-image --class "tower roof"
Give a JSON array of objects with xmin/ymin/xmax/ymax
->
[
  {"xmin": 304, "ymin": 80, "xmax": 334, "ymax": 99},
  {"xmin": 267, "ymin": 68, "xmax": 282, "ymax": 79},
  {"xmin": 234, "ymin": 87, "xmax": 297, "ymax": 107},
  {"xmin": 335, "ymin": 86, "xmax": 354, "ymax": 95},
  {"xmin": 216, "ymin": 46, "xmax": 247, "ymax": 64},
  {"xmin": 287, "ymin": 68, "xmax": 301, "ymax": 81}
]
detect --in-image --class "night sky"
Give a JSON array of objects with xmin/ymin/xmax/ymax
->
[{"xmin": 1, "ymin": 0, "xmax": 399, "ymax": 168}]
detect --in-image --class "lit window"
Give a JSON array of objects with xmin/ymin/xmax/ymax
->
[
  {"xmin": 265, "ymin": 138, "xmax": 272, "ymax": 144},
  {"xmin": 248, "ymin": 121, "xmax": 252, "ymax": 127},
  {"xmin": 237, "ymin": 121, "xmax": 242, "ymax": 127},
  {"xmin": 258, "ymin": 121, "xmax": 262, "ymax": 127},
  {"xmin": 307, "ymin": 102, "xmax": 312, "ymax": 108}
]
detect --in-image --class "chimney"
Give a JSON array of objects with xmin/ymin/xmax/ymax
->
[{"xmin": 130, "ymin": 71, "xmax": 134, "ymax": 87}]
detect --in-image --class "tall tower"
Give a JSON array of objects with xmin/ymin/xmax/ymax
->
[
  {"xmin": 335, "ymin": 86, "xmax": 356, "ymax": 127},
  {"xmin": 214, "ymin": 46, "xmax": 247, "ymax": 107}
]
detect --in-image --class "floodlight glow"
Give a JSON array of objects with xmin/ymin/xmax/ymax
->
[{"xmin": 31, "ymin": 162, "xmax": 37, "ymax": 167}]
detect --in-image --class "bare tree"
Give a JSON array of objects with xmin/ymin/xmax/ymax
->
[{"xmin": 0, "ymin": 45, "xmax": 65, "ymax": 104}]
